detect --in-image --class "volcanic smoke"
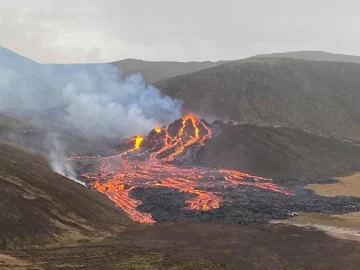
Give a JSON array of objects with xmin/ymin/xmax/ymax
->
[{"xmin": 0, "ymin": 46, "xmax": 183, "ymax": 180}]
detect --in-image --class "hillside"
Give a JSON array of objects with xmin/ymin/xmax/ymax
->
[
  {"xmin": 0, "ymin": 112, "xmax": 116, "ymax": 157},
  {"xmin": 255, "ymin": 50, "xmax": 360, "ymax": 63},
  {"xmin": 197, "ymin": 121, "xmax": 360, "ymax": 178},
  {"xmin": 156, "ymin": 58, "xmax": 360, "ymax": 141},
  {"xmin": 0, "ymin": 113, "xmax": 26, "ymax": 128},
  {"xmin": 113, "ymin": 58, "xmax": 226, "ymax": 84},
  {"xmin": 0, "ymin": 139, "xmax": 132, "ymax": 249}
]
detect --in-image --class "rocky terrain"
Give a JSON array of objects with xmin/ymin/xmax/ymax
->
[
  {"xmin": 156, "ymin": 57, "xmax": 360, "ymax": 141},
  {"xmin": 130, "ymin": 177, "xmax": 360, "ymax": 224},
  {"xmin": 73, "ymin": 116, "xmax": 360, "ymax": 226}
]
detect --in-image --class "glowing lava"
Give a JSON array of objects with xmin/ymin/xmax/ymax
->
[
  {"xmin": 134, "ymin": 136, "xmax": 144, "ymax": 149},
  {"xmin": 154, "ymin": 126, "xmax": 161, "ymax": 133},
  {"xmin": 73, "ymin": 113, "xmax": 290, "ymax": 223}
]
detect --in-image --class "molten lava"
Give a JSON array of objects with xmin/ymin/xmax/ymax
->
[
  {"xmin": 73, "ymin": 113, "xmax": 290, "ymax": 223},
  {"xmin": 134, "ymin": 136, "xmax": 144, "ymax": 149}
]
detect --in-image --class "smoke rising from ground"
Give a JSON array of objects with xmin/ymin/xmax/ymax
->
[
  {"xmin": 0, "ymin": 46, "xmax": 183, "ymax": 136},
  {"xmin": 45, "ymin": 133, "xmax": 83, "ymax": 184},
  {"xmin": 0, "ymin": 46, "xmax": 183, "ymax": 181}
]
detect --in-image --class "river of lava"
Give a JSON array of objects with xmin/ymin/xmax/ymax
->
[{"xmin": 73, "ymin": 113, "xmax": 290, "ymax": 224}]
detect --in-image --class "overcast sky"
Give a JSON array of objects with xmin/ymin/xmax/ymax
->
[{"xmin": 0, "ymin": 0, "xmax": 358, "ymax": 63}]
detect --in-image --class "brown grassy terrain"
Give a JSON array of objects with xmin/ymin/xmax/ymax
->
[
  {"xmin": 306, "ymin": 173, "xmax": 360, "ymax": 197},
  {"xmin": 3, "ymin": 223, "xmax": 360, "ymax": 269},
  {"xmin": 305, "ymin": 173, "xmax": 360, "ymax": 228},
  {"xmin": 196, "ymin": 122, "xmax": 360, "ymax": 178},
  {"xmin": 0, "ymin": 139, "xmax": 133, "ymax": 249},
  {"xmin": 0, "ymin": 254, "xmax": 32, "ymax": 269},
  {"xmin": 156, "ymin": 58, "xmax": 360, "ymax": 141},
  {"xmin": 277, "ymin": 173, "xmax": 360, "ymax": 241},
  {"xmin": 285, "ymin": 212, "xmax": 360, "ymax": 230}
]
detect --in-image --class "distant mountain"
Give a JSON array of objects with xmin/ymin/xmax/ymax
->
[
  {"xmin": 255, "ymin": 51, "xmax": 360, "ymax": 63},
  {"xmin": 0, "ymin": 140, "xmax": 132, "ymax": 249},
  {"xmin": 113, "ymin": 58, "xmax": 227, "ymax": 84},
  {"xmin": 156, "ymin": 57, "xmax": 360, "ymax": 141}
]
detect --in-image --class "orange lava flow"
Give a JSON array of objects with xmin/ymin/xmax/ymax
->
[
  {"xmin": 73, "ymin": 113, "xmax": 290, "ymax": 223},
  {"xmin": 134, "ymin": 136, "xmax": 144, "ymax": 149}
]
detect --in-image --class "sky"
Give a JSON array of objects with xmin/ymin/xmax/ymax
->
[{"xmin": 0, "ymin": 0, "xmax": 359, "ymax": 63}]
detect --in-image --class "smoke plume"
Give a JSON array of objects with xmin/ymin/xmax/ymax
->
[
  {"xmin": 0, "ymin": 46, "xmax": 183, "ymax": 180},
  {"xmin": 45, "ymin": 133, "xmax": 83, "ymax": 185},
  {"xmin": 0, "ymin": 46, "xmax": 183, "ymax": 136}
]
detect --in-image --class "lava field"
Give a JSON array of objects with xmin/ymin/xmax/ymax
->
[{"xmin": 72, "ymin": 114, "xmax": 360, "ymax": 224}]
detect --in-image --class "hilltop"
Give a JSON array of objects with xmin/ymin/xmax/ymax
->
[
  {"xmin": 255, "ymin": 50, "xmax": 360, "ymax": 63},
  {"xmin": 156, "ymin": 57, "xmax": 360, "ymax": 141},
  {"xmin": 113, "ymin": 58, "xmax": 226, "ymax": 84}
]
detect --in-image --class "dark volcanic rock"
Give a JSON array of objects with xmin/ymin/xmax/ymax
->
[
  {"xmin": 75, "ymin": 115, "xmax": 360, "ymax": 227},
  {"xmin": 132, "ymin": 187, "xmax": 192, "ymax": 222},
  {"xmin": 131, "ymin": 177, "xmax": 360, "ymax": 225}
]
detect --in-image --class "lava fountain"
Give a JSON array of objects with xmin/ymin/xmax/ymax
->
[{"xmin": 72, "ymin": 113, "xmax": 290, "ymax": 223}]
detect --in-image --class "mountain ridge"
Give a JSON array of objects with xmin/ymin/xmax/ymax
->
[
  {"xmin": 254, "ymin": 50, "xmax": 360, "ymax": 63},
  {"xmin": 156, "ymin": 57, "xmax": 360, "ymax": 141},
  {"xmin": 112, "ymin": 58, "xmax": 227, "ymax": 84}
]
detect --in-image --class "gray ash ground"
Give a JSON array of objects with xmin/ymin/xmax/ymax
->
[{"xmin": 129, "ymin": 177, "xmax": 360, "ymax": 224}]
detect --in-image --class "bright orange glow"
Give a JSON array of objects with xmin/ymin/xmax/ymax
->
[
  {"xmin": 72, "ymin": 113, "xmax": 290, "ymax": 224},
  {"xmin": 155, "ymin": 126, "xmax": 161, "ymax": 133},
  {"xmin": 134, "ymin": 136, "xmax": 143, "ymax": 149}
]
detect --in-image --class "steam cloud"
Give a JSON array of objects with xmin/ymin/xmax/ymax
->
[
  {"xmin": 0, "ymin": 46, "xmax": 183, "ymax": 136},
  {"xmin": 45, "ymin": 133, "xmax": 83, "ymax": 184},
  {"xmin": 0, "ymin": 46, "xmax": 183, "ymax": 181}
]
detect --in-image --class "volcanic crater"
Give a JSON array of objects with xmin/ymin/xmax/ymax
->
[{"xmin": 72, "ymin": 114, "xmax": 360, "ymax": 224}]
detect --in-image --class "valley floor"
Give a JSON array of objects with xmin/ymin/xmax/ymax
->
[
  {"xmin": 2, "ymin": 222, "xmax": 360, "ymax": 270},
  {"xmin": 273, "ymin": 173, "xmax": 360, "ymax": 241}
]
